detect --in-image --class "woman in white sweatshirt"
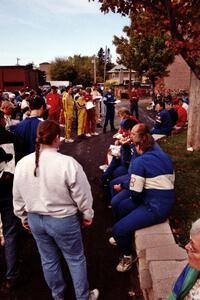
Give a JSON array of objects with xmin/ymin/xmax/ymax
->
[{"xmin": 13, "ymin": 120, "xmax": 99, "ymax": 300}]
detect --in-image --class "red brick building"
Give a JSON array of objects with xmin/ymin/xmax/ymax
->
[{"xmin": 0, "ymin": 64, "xmax": 39, "ymax": 92}]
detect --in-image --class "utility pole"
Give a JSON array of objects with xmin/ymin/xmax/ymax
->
[
  {"xmin": 92, "ymin": 55, "xmax": 97, "ymax": 84},
  {"xmin": 16, "ymin": 57, "xmax": 20, "ymax": 65},
  {"xmin": 103, "ymin": 46, "xmax": 107, "ymax": 83}
]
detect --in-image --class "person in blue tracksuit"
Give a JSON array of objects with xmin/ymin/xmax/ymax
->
[
  {"xmin": 103, "ymin": 88, "xmax": 116, "ymax": 133},
  {"xmin": 111, "ymin": 123, "xmax": 175, "ymax": 272},
  {"xmin": 11, "ymin": 97, "xmax": 45, "ymax": 155},
  {"xmin": 150, "ymin": 101, "xmax": 172, "ymax": 135}
]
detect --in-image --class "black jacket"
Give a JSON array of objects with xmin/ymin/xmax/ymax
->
[{"xmin": 0, "ymin": 125, "xmax": 24, "ymax": 206}]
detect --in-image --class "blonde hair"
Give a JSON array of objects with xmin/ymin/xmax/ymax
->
[
  {"xmin": 1, "ymin": 100, "xmax": 14, "ymax": 110},
  {"xmin": 117, "ymin": 107, "xmax": 130, "ymax": 119}
]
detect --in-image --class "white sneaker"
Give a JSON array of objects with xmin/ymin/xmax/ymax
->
[
  {"xmin": 91, "ymin": 132, "xmax": 99, "ymax": 136},
  {"xmin": 116, "ymin": 255, "xmax": 134, "ymax": 272},
  {"xmin": 85, "ymin": 133, "xmax": 92, "ymax": 137},
  {"xmin": 89, "ymin": 289, "xmax": 99, "ymax": 300},
  {"xmin": 99, "ymin": 164, "xmax": 108, "ymax": 172},
  {"xmin": 65, "ymin": 138, "xmax": 74, "ymax": 143},
  {"xmin": 109, "ymin": 237, "xmax": 117, "ymax": 246}
]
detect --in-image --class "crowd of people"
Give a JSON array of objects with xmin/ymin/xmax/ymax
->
[
  {"xmin": 0, "ymin": 84, "xmax": 120, "ymax": 145},
  {"xmin": 0, "ymin": 84, "xmax": 198, "ymax": 300},
  {"xmin": 0, "ymin": 84, "xmax": 113, "ymax": 300},
  {"xmin": 150, "ymin": 92, "xmax": 189, "ymax": 136},
  {"xmin": 98, "ymin": 93, "xmax": 200, "ymax": 298}
]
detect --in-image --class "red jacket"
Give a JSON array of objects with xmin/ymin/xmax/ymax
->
[
  {"xmin": 46, "ymin": 92, "xmax": 62, "ymax": 114},
  {"xmin": 129, "ymin": 90, "xmax": 139, "ymax": 103},
  {"xmin": 175, "ymin": 106, "xmax": 187, "ymax": 127}
]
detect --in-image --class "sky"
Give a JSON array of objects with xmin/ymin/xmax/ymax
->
[{"xmin": 0, "ymin": 0, "xmax": 129, "ymax": 67}]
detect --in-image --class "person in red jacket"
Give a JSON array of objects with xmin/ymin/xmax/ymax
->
[
  {"xmin": 128, "ymin": 87, "xmax": 140, "ymax": 119},
  {"xmin": 172, "ymin": 98, "xmax": 187, "ymax": 128},
  {"xmin": 46, "ymin": 86, "xmax": 62, "ymax": 123}
]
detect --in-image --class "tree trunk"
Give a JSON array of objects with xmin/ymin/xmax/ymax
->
[
  {"xmin": 151, "ymin": 78, "xmax": 156, "ymax": 102},
  {"xmin": 187, "ymin": 71, "xmax": 200, "ymax": 151}
]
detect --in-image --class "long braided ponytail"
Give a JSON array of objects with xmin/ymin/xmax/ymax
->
[{"xmin": 34, "ymin": 140, "xmax": 41, "ymax": 177}]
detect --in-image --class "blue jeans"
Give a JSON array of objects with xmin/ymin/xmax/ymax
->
[
  {"xmin": 0, "ymin": 203, "xmax": 20, "ymax": 279},
  {"xmin": 101, "ymin": 157, "xmax": 128, "ymax": 182},
  {"xmin": 103, "ymin": 105, "xmax": 115, "ymax": 130},
  {"xmin": 130, "ymin": 102, "xmax": 139, "ymax": 119},
  {"xmin": 28, "ymin": 213, "xmax": 89, "ymax": 300}
]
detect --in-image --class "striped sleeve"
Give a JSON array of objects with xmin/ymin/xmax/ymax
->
[{"xmin": 129, "ymin": 158, "xmax": 145, "ymax": 198}]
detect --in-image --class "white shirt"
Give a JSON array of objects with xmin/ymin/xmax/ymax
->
[{"xmin": 13, "ymin": 148, "xmax": 94, "ymax": 223}]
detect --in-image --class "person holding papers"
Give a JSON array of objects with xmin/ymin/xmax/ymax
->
[{"xmin": 103, "ymin": 87, "xmax": 116, "ymax": 133}]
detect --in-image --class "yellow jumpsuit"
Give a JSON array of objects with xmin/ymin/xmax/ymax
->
[
  {"xmin": 75, "ymin": 96, "xmax": 87, "ymax": 136},
  {"xmin": 62, "ymin": 91, "xmax": 74, "ymax": 140}
]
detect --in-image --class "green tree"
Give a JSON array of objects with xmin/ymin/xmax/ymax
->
[
  {"xmin": 50, "ymin": 55, "xmax": 94, "ymax": 86},
  {"xmin": 97, "ymin": 47, "xmax": 105, "ymax": 81},
  {"xmin": 113, "ymin": 19, "xmax": 175, "ymax": 94},
  {"xmin": 96, "ymin": 47, "xmax": 115, "ymax": 82}
]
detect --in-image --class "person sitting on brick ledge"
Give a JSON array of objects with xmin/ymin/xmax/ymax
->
[
  {"xmin": 110, "ymin": 123, "xmax": 175, "ymax": 272},
  {"xmin": 167, "ymin": 219, "xmax": 200, "ymax": 300}
]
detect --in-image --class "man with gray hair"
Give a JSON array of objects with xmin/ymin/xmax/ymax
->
[{"xmin": 167, "ymin": 218, "xmax": 200, "ymax": 299}]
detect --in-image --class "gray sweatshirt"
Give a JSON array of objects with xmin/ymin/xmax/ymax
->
[{"xmin": 13, "ymin": 148, "xmax": 94, "ymax": 223}]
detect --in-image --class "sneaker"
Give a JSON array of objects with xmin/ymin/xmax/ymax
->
[
  {"xmin": 89, "ymin": 289, "xmax": 99, "ymax": 300},
  {"xmin": 91, "ymin": 132, "xmax": 99, "ymax": 136},
  {"xmin": 65, "ymin": 138, "xmax": 74, "ymax": 143},
  {"xmin": 116, "ymin": 255, "xmax": 134, "ymax": 272},
  {"xmin": 99, "ymin": 164, "xmax": 108, "ymax": 172},
  {"xmin": 109, "ymin": 237, "xmax": 117, "ymax": 246},
  {"xmin": 85, "ymin": 133, "xmax": 92, "ymax": 137}
]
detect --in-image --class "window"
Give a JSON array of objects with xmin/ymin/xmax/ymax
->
[{"xmin": 4, "ymin": 81, "xmax": 24, "ymax": 87}]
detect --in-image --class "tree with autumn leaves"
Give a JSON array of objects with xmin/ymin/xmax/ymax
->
[
  {"xmin": 113, "ymin": 19, "xmax": 175, "ymax": 95},
  {"xmin": 92, "ymin": 0, "xmax": 200, "ymax": 150}
]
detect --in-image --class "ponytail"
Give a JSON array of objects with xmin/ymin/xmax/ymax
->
[{"xmin": 34, "ymin": 141, "xmax": 40, "ymax": 177}]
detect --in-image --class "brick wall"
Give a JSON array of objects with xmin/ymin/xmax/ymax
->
[{"xmin": 156, "ymin": 55, "xmax": 190, "ymax": 92}]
